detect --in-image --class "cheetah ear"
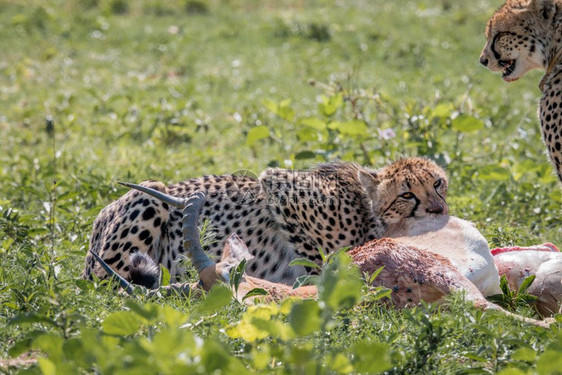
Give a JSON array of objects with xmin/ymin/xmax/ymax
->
[
  {"xmin": 533, "ymin": 0, "xmax": 556, "ymax": 19},
  {"xmin": 507, "ymin": 0, "xmax": 532, "ymax": 9},
  {"xmin": 509, "ymin": 0, "xmax": 554, "ymax": 15},
  {"xmin": 358, "ymin": 169, "xmax": 381, "ymax": 199}
]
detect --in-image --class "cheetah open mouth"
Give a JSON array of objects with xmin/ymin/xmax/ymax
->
[{"xmin": 499, "ymin": 59, "xmax": 517, "ymax": 81}]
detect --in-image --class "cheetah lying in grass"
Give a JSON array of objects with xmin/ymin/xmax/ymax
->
[
  {"xmin": 83, "ymin": 157, "xmax": 448, "ymax": 284},
  {"xmin": 479, "ymin": 0, "xmax": 562, "ymax": 180},
  {"xmin": 91, "ymin": 191, "xmax": 558, "ymax": 327}
]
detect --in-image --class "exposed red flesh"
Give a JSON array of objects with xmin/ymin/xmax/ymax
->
[{"xmin": 491, "ymin": 243, "xmax": 559, "ymax": 256}]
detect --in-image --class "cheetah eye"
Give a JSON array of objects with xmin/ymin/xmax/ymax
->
[
  {"xmin": 434, "ymin": 179, "xmax": 442, "ymax": 188},
  {"xmin": 400, "ymin": 192, "xmax": 415, "ymax": 199}
]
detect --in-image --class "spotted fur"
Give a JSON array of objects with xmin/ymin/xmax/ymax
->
[
  {"xmin": 480, "ymin": 0, "xmax": 562, "ymax": 180},
  {"xmin": 83, "ymin": 158, "xmax": 448, "ymax": 284}
]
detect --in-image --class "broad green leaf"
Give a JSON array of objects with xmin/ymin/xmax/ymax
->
[
  {"xmin": 246, "ymin": 126, "xmax": 270, "ymax": 146},
  {"xmin": 301, "ymin": 117, "xmax": 327, "ymax": 131},
  {"xmin": 351, "ymin": 341, "xmax": 391, "ymax": 373},
  {"xmin": 197, "ymin": 284, "xmax": 233, "ymax": 314},
  {"xmin": 318, "ymin": 251, "xmax": 363, "ymax": 312},
  {"xmin": 262, "ymin": 99, "xmax": 278, "ymax": 114},
  {"xmin": 125, "ymin": 301, "xmax": 160, "ymax": 323},
  {"xmin": 297, "ymin": 127, "xmax": 323, "ymax": 142},
  {"xmin": 295, "ymin": 150, "xmax": 317, "ymax": 160},
  {"xmin": 497, "ymin": 369, "xmax": 527, "ymax": 375},
  {"xmin": 289, "ymin": 300, "xmax": 322, "ymax": 336},
  {"xmin": 368, "ymin": 266, "xmax": 385, "ymax": 284},
  {"xmin": 292, "ymin": 275, "xmax": 319, "ymax": 289},
  {"xmin": 230, "ymin": 258, "xmax": 247, "ymax": 297},
  {"xmin": 338, "ymin": 119, "xmax": 368, "ymax": 137},
  {"xmin": 62, "ymin": 338, "xmax": 86, "ymax": 367},
  {"xmin": 368, "ymin": 287, "xmax": 392, "ymax": 302},
  {"xmin": 263, "ymin": 99, "xmax": 294, "ymax": 121},
  {"xmin": 226, "ymin": 304, "xmax": 285, "ymax": 341},
  {"xmin": 328, "ymin": 121, "xmax": 343, "ymax": 130},
  {"xmin": 432, "ymin": 103, "xmax": 455, "ymax": 118},
  {"xmin": 278, "ymin": 99, "xmax": 295, "ymax": 121},
  {"xmin": 319, "ymin": 93, "xmax": 343, "ymax": 116},
  {"xmin": 452, "ymin": 114, "xmax": 484, "ymax": 132},
  {"xmin": 289, "ymin": 258, "xmax": 322, "ymax": 270},
  {"xmin": 9, "ymin": 312, "xmax": 58, "ymax": 328},
  {"xmin": 549, "ymin": 189, "xmax": 562, "ymax": 203},
  {"xmin": 329, "ymin": 352, "xmax": 354, "ymax": 374},
  {"xmin": 251, "ymin": 317, "xmax": 295, "ymax": 340},
  {"xmin": 465, "ymin": 353, "xmax": 488, "ymax": 362},
  {"xmin": 537, "ymin": 349, "xmax": 562, "ymax": 374},
  {"xmin": 242, "ymin": 288, "xmax": 269, "ymax": 301},
  {"xmin": 511, "ymin": 347, "xmax": 537, "ymax": 362},
  {"xmin": 33, "ymin": 334, "xmax": 64, "ymax": 363},
  {"xmin": 159, "ymin": 305, "xmax": 189, "ymax": 327},
  {"xmin": 160, "ymin": 264, "xmax": 170, "ymax": 286},
  {"xmin": 247, "ymin": 304, "xmax": 279, "ymax": 318},
  {"xmin": 201, "ymin": 339, "xmax": 248, "ymax": 373},
  {"xmin": 8, "ymin": 337, "xmax": 32, "ymax": 358},
  {"xmin": 478, "ymin": 165, "xmax": 512, "ymax": 181},
  {"xmin": 102, "ymin": 311, "xmax": 141, "ymax": 336},
  {"xmin": 226, "ymin": 318, "xmax": 269, "ymax": 342},
  {"xmin": 518, "ymin": 275, "xmax": 536, "ymax": 294},
  {"xmin": 151, "ymin": 327, "xmax": 195, "ymax": 357},
  {"xmin": 38, "ymin": 358, "xmax": 57, "ymax": 375}
]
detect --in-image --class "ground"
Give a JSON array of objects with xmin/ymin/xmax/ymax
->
[{"xmin": 0, "ymin": 0, "xmax": 561, "ymax": 373}]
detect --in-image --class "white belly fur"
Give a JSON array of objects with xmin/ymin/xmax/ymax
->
[{"xmin": 384, "ymin": 216, "xmax": 502, "ymax": 297}]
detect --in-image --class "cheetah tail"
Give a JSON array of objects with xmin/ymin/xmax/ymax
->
[
  {"xmin": 118, "ymin": 181, "xmax": 188, "ymax": 208},
  {"xmin": 89, "ymin": 250, "xmax": 135, "ymax": 294},
  {"xmin": 129, "ymin": 252, "xmax": 160, "ymax": 289}
]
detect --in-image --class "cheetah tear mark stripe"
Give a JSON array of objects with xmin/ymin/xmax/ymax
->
[
  {"xmin": 381, "ymin": 197, "xmax": 401, "ymax": 217},
  {"xmin": 381, "ymin": 195, "xmax": 419, "ymax": 218},
  {"xmin": 491, "ymin": 31, "xmax": 517, "ymax": 60},
  {"xmin": 408, "ymin": 196, "xmax": 421, "ymax": 218}
]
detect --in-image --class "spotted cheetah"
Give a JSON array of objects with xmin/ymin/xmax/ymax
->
[
  {"xmin": 479, "ymin": 0, "xmax": 562, "ymax": 180},
  {"xmin": 82, "ymin": 157, "xmax": 448, "ymax": 284}
]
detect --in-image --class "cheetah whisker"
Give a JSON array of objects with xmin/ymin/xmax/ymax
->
[{"xmin": 118, "ymin": 181, "xmax": 189, "ymax": 208}]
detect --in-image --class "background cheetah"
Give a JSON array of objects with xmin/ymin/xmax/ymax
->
[
  {"xmin": 83, "ymin": 157, "xmax": 448, "ymax": 284},
  {"xmin": 479, "ymin": 0, "xmax": 562, "ymax": 180}
]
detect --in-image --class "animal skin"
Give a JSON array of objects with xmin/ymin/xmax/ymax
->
[
  {"xmin": 493, "ymin": 248, "xmax": 562, "ymax": 316},
  {"xmin": 383, "ymin": 216, "xmax": 502, "ymax": 297}
]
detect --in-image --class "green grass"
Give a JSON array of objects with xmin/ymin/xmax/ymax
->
[{"xmin": 1, "ymin": 0, "xmax": 561, "ymax": 373}]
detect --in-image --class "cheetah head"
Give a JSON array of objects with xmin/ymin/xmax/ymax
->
[
  {"xmin": 358, "ymin": 157, "xmax": 448, "ymax": 225},
  {"xmin": 479, "ymin": 0, "xmax": 557, "ymax": 82}
]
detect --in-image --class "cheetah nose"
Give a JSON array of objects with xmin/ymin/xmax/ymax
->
[
  {"xmin": 479, "ymin": 56, "xmax": 489, "ymax": 67},
  {"xmin": 427, "ymin": 202, "xmax": 446, "ymax": 215}
]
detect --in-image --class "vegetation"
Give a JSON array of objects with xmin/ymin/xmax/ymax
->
[{"xmin": 1, "ymin": 0, "xmax": 561, "ymax": 373}]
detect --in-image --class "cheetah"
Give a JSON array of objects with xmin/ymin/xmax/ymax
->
[
  {"xmin": 82, "ymin": 157, "xmax": 448, "ymax": 284},
  {"xmin": 93, "ymin": 195, "xmax": 556, "ymax": 325},
  {"xmin": 479, "ymin": 0, "xmax": 562, "ymax": 180}
]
